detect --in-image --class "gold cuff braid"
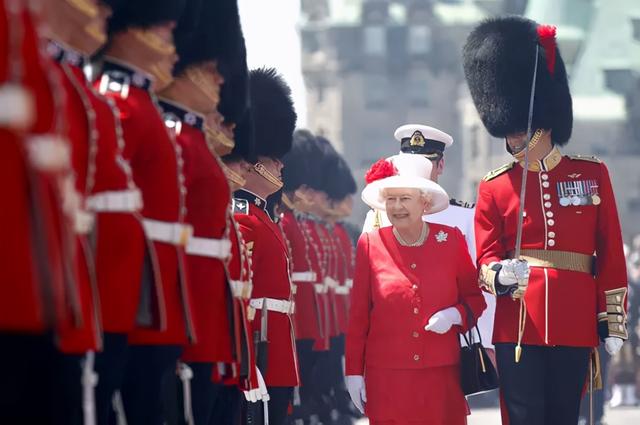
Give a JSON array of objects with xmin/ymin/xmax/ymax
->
[
  {"xmin": 479, "ymin": 263, "xmax": 498, "ymax": 295},
  {"xmin": 599, "ymin": 287, "xmax": 628, "ymax": 339}
]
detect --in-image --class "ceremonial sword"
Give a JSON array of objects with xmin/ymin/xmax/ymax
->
[{"xmin": 513, "ymin": 45, "xmax": 539, "ymax": 363}]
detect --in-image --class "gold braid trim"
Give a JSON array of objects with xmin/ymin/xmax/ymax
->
[{"xmin": 600, "ymin": 287, "xmax": 628, "ymax": 339}]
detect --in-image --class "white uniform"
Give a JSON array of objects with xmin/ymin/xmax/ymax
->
[{"xmin": 362, "ymin": 200, "xmax": 496, "ymax": 349}]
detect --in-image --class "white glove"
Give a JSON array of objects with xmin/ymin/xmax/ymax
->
[
  {"xmin": 497, "ymin": 259, "xmax": 530, "ymax": 286},
  {"xmin": 424, "ymin": 307, "xmax": 462, "ymax": 334},
  {"xmin": 346, "ymin": 375, "xmax": 366, "ymax": 414},
  {"xmin": 605, "ymin": 337, "xmax": 623, "ymax": 355}
]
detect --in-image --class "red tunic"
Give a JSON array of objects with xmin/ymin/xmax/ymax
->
[
  {"xmin": 316, "ymin": 223, "xmax": 340, "ymax": 338},
  {"xmin": 88, "ymin": 66, "xmax": 145, "ymax": 334},
  {"xmin": 226, "ymin": 214, "xmax": 258, "ymax": 392},
  {"xmin": 475, "ymin": 148, "xmax": 628, "ymax": 346},
  {"xmin": 98, "ymin": 60, "xmax": 195, "ymax": 345},
  {"xmin": 163, "ymin": 100, "xmax": 233, "ymax": 363},
  {"xmin": 234, "ymin": 191, "xmax": 299, "ymax": 387},
  {"xmin": 0, "ymin": 5, "xmax": 82, "ymax": 337},
  {"xmin": 50, "ymin": 50, "xmax": 102, "ymax": 353},
  {"xmin": 280, "ymin": 210, "xmax": 322, "ymax": 341},
  {"xmin": 333, "ymin": 223, "xmax": 354, "ymax": 334},
  {"xmin": 302, "ymin": 217, "xmax": 331, "ymax": 350},
  {"xmin": 346, "ymin": 224, "xmax": 484, "ymax": 422}
]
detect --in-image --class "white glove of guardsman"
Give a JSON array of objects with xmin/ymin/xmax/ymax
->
[
  {"xmin": 604, "ymin": 337, "xmax": 623, "ymax": 355},
  {"xmin": 497, "ymin": 258, "xmax": 530, "ymax": 298},
  {"xmin": 424, "ymin": 307, "xmax": 462, "ymax": 334},
  {"xmin": 346, "ymin": 375, "xmax": 366, "ymax": 414}
]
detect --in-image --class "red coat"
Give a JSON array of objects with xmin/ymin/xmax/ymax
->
[
  {"xmin": 234, "ymin": 191, "xmax": 299, "ymax": 387},
  {"xmin": 345, "ymin": 224, "xmax": 485, "ymax": 375},
  {"xmin": 50, "ymin": 50, "xmax": 103, "ymax": 353},
  {"xmin": 227, "ymin": 215, "xmax": 258, "ymax": 391},
  {"xmin": 86, "ymin": 62, "xmax": 145, "ymax": 334},
  {"xmin": 475, "ymin": 148, "xmax": 628, "ymax": 347},
  {"xmin": 314, "ymin": 221, "xmax": 340, "ymax": 338},
  {"xmin": 333, "ymin": 223, "xmax": 354, "ymax": 334},
  {"xmin": 301, "ymin": 217, "xmax": 331, "ymax": 350},
  {"xmin": 98, "ymin": 60, "xmax": 195, "ymax": 346},
  {"xmin": 0, "ymin": 2, "xmax": 58, "ymax": 332},
  {"xmin": 0, "ymin": 6, "xmax": 85, "ymax": 337},
  {"xmin": 163, "ymin": 100, "xmax": 233, "ymax": 363},
  {"xmin": 281, "ymin": 210, "xmax": 322, "ymax": 341}
]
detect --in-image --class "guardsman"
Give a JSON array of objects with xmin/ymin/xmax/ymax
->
[
  {"xmin": 233, "ymin": 68, "xmax": 299, "ymax": 425},
  {"xmin": 44, "ymin": 2, "xmax": 147, "ymax": 423},
  {"xmin": 220, "ymin": 108, "xmax": 271, "ymax": 424},
  {"xmin": 155, "ymin": 0, "xmax": 243, "ymax": 422},
  {"xmin": 95, "ymin": 1, "xmax": 196, "ymax": 422},
  {"xmin": 463, "ymin": 16, "xmax": 628, "ymax": 424},
  {"xmin": 323, "ymin": 153, "xmax": 358, "ymax": 421},
  {"xmin": 362, "ymin": 124, "xmax": 496, "ymax": 360},
  {"xmin": 280, "ymin": 130, "xmax": 326, "ymax": 422},
  {"xmin": 0, "ymin": 1, "xmax": 78, "ymax": 423}
]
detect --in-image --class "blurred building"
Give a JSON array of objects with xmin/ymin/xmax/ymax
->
[
  {"xmin": 300, "ymin": 0, "xmax": 504, "ymax": 223},
  {"xmin": 301, "ymin": 0, "xmax": 640, "ymax": 237}
]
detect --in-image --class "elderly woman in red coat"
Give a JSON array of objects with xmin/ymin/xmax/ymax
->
[{"xmin": 346, "ymin": 154, "xmax": 486, "ymax": 425}]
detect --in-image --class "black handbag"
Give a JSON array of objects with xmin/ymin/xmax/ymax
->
[{"xmin": 459, "ymin": 302, "xmax": 499, "ymax": 396}]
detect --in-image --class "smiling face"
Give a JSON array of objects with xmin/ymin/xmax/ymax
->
[{"xmin": 383, "ymin": 187, "xmax": 429, "ymax": 230}]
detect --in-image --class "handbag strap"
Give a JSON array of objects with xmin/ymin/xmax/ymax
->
[{"xmin": 460, "ymin": 301, "xmax": 484, "ymax": 346}]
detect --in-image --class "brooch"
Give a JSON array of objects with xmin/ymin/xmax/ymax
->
[{"xmin": 435, "ymin": 230, "xmax": 448, "ymax": 243}]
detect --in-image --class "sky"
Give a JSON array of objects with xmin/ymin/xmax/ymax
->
[{"xmin": 238, "ymin": 0, "xmax": 308, "ymax": 127}]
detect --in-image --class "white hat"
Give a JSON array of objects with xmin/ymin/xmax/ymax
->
[
  {"xmin": 394, "ymin": 124, "xmax": 453, "ymax": 156},
  {"xmin": 361, "ymin": 154, "xmax": 449, "ymax": 213}
]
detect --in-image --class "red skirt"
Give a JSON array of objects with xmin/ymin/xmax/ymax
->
[{"xmin": 365, "ymin": 365, "xmax": 468, "ymax": 425}]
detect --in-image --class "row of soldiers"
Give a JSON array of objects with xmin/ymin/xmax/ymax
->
[{"xmin": 0, "ymin": 0, "xmax": 357, "ymax": 424}]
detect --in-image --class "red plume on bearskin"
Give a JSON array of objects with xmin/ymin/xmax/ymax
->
[
  {"xmin": 365, "ymin": 159, "xmax": 397, "ymax": 184},
  {"xmin": 537, "ymin": 25, "xmax": 557, "ymax": 76}
]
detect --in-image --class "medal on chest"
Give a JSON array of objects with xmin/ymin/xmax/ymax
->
[{"xmin": 556, "ymin": 179, "xmax": 600, "ymax": 207}]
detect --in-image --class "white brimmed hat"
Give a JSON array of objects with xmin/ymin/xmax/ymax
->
[
  {"xmin": 394, "ymin": 124, "xmax": 453, "ymax": 157},
  {"xmin": 361, "ymin": 154, "xmax": 449, "ymax": 213}
]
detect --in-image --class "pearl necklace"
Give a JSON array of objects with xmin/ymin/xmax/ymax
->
[{"xmin": 393, "ymin": 223, "xmax": 428, "ymax": 247}]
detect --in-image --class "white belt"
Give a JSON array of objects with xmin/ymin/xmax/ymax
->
[
  {"xmin": 291, "ymin": 271, "xmax": 317, "ymax": 282},
  {"xmin": 324, "ymin": 277, "xmax": 339, "ymax": 288},
  {"xmin": 186, "ymin": 236, "xmax": 231, "ymax": 259},
  {"xmin": 27, "ymin": 134, "xmax": 70, "ymax": 172},
  {"xmin": 143, "ymin": 219, "xmax": 192, "ymax": 246},
  {"xmin": 314, "ymin": 283, "xmax": 328, "ymax": 294},
  {"xmin": 229, "ymin": 280, "xmax": 252, "ymax": 299},
  {"xmin": 345, "ymin": 279, "xmax": 353, "ymax": 288},
  {"xmin": 249, "ymin": 298, "xmax": 295, "ymax": 315},
  {"xmin": 75, "ymin": 209, "xmax": 95, "ymax": 235},
  {"xmin": 334, "ymin": 286, "xmax": 350, "ymax": 295},
  {"xmin": 86, "ymin": 189, "xmax": 142, "ymax": 213}
]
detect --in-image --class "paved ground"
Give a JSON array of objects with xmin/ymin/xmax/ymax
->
[{"xmin": 354, "ymin": 406, "xmax": 640, "ymax": 424}]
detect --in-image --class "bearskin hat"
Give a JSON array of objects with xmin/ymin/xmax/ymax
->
[
  {"xmin": 217, "ymin": 38, "xmax": 249, "ymax": 126},
  {"xmin": 105, "ymin": 0, "xmax": 187, "ymax": 35},
  {"xmin": 326, "ymin": 155, "xmax": 356, "ymax": 201},
  {"xmin": 463, "ymin": 16, "xmax": 573, "ymax": 145},
  {"xmin": 309, "ymin": 136, "xmax": 340, "ymax": 194},
  {"xmin": 249, "ymin": 68, "xmax": 297, "ymax": 160},
  {"xmin": 174, "ymin": 0, "xmax": 243, "ymax": 78},
  {"xmin": 224, "ymin": 107, "xmax": 255, "ymax": 163},
  {"xmin": 282, "ymin": 129, "xmax": 325, "ymax": 193}
]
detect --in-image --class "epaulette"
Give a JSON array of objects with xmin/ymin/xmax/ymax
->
[
  {"xmin": 567, "ymin": 154, "xmax": 601, "ymax": 164},
  {"xmin": 232, "ymin": 198, "xmax": 249, "ymax": 215},
  {"xmin": 449, "ymin": 198, "xmax": 475, "ymax": 209},
  {"xmin": 482, "ymin": 162, "xmax": 516, "ymax": 182}
]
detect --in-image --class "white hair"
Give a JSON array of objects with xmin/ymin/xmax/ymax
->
[{"xmin": 379, "ymin": 187, "xmax": 433, "ymax": 206}]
